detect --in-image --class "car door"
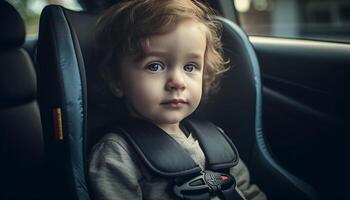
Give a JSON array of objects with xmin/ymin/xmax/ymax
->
[
  {"xmin": 212, "ymin": 0, "xmax": 349, "ymax": 199},
  {"xmin": 252, "ymin": 35, "xmax": 349, "ymax": 200}
]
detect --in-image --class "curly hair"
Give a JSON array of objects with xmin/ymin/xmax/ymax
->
[{"xmin": 95, "ymin": 0, "xmax": 228, "ymax": 95}]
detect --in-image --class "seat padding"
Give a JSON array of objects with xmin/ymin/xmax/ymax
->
[
  {"xmin": 0, "ymin": 49, "xmax": 37, "ymax": 107},
  {"xmin": 0, "ymin": 1, "xmax": 46, "ymax": 199}
]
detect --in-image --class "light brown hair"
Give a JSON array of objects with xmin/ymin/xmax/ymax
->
[{"xmin": 95, "ymin": 0, "xmax": 228, "ymax": 95}]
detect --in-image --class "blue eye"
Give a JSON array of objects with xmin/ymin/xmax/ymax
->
[
  {"xmin": 184, "ymin": 64, "xmax": 196, "ymax": 72},
  {"xmin": 146, "ymin": 62, "xmax": 164, "ymax": 72}
]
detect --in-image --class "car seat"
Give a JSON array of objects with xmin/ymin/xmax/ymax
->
[
  {"xmin": 36, "ymin": 3, "xmax": 317, "ymax": 200},
  {"xmin": 0, "ymin": 1, "xmax": 46, "ymax": 199}
]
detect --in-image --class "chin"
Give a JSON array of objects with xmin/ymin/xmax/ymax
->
[{"xmin": 156, "ymin": 115, "xmax": 185, "ymax": 125}]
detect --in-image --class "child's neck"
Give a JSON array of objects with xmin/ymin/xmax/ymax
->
[{"xmin": 157, "ymin": 123, "xmax": 184, "ymax": 136}]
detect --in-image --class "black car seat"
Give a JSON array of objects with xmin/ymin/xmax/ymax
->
[
  {"xmin": 36, "ymin": 4, "xmax": 317, "ymax": 200},
  {"xmin": 0, "ymin": 1, "xmax": 46, "ymax": 199}
]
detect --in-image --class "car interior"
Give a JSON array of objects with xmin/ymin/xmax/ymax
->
[
  {"xmin": 1, "ymin": 0, "xmax": 349, "ymax": 200},
  {"xmin": 0, "ymin": 1, "xmax": 46, "ymax": 199}
]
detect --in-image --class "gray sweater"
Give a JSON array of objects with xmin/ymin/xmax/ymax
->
[{"xmin": 89, "ymin": 132, "xmax": 267, "ymax": 200}]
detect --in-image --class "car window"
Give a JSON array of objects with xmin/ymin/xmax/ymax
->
[
  {"xmin": 234, "ymin": 0, "xmax": 350, "ymax": 43},
  {"xmin": 6, "ymin": 0, "xmax": 82, "ymax": 36}
]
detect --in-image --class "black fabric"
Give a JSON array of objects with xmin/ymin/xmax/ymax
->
[
  {"xmin": 117, "ymin": 118, "xmax": 241, "ymax": 199},
  {"xmin": 37, "ymin": 5, "xmax": 90, "ymax": 200},
  {"xmin": 63, "ymin": 9, "xmax": 122, "ymax": 135},
  {"xmin": 0, "ymin": 1, "xmax": 25, "ymax": 49},
  {"xmin": 0, "ymin": 101, "xmax": 45, "ymax": 199},
  {"xmin": 0, "ymin": 2, "xmax": 45, "ymax": 199},
  {"xmin": 118, "ymin": 118, "xmax": 202, "ymax": 177},
  {"xmin": 0, "ymin": 49, "xmax": 37, "ymax": 107},
  {"xmin": 115, "ymin": 118, "xmax": 238, "ymax": 177},
  {"xmin": 183, "ymin": 120, "xmax": 239, "ymax": 170}
]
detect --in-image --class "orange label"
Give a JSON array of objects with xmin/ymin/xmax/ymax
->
[{"xmin": 53, "ymin": 108, "xmax": 63, "ymax": 140}]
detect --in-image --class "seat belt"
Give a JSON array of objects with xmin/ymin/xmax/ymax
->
[{"xmin": 114, "ymin": 118, "xmax": 243, "ymax": 199}]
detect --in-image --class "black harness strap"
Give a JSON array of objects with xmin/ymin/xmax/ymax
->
[
  {"xmin": 115, "ymin": 118, "xmax": 243, "ymax": 199},
  {"xmin": 118, "ymin": 118, "xmax": 202, "ymax": 177},
  {"xmin": 183, "ymin": 120, "xmax": 239, "ymax": 170}
]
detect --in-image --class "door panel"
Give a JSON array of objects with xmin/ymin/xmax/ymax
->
[{"xmin": 250, "ymin": 37, "xmax": 349, "ymax": 200}]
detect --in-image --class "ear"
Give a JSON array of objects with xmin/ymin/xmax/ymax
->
[{"xmin": 110, "ymin": 81, "xmax": 124, "ymax": 97}]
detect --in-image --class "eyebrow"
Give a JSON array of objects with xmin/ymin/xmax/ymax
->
[{"xmin": 144, "ymin": 51, "xmax": 203, "ymax": 59}]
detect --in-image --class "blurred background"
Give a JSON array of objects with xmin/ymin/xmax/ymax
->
[
  {"xmin": 6, "ymin": 0, "xmax": 81, "ymax": 35},
  {"xmin": 235, "ymin": 0, "xmax": 350, "ymax": 43},
  {"xmin": 7, "ymin": 0, "xmax": 350, "ymax": 43}
]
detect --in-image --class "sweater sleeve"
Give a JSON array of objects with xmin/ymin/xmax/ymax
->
[
  {"xmin": 88, "ymin": 134, "xmax": 143, "ymax": 200},
  {"xmin": 230, "ymin": 159, "xmax": 267, "ymax": 200}
]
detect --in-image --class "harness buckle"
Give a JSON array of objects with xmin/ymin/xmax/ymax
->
[{"xmin": 173, "ymin": 170, "xmax": 236, "ymax": 199}]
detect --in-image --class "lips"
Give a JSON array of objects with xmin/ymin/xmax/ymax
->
[
  {"xmin": 160, "ymin": 99, "xmax": 188, "ymax": 108},
  {"xmin": 161, "ymin": 99, "xmax": 187, "ymax": 104}
]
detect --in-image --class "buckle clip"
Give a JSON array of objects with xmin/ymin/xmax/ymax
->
[
  {"xmin": 204, "ymin": 170, "xmax": 224, "ymax": 192},
  {"xmin": 173, "ymin": 170, "xmax": 235, "ymax": 198}
]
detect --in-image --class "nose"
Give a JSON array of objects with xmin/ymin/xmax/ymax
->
[{"xmin": 166, "ymin": 68, "xmax": 186, "ymax": 91}]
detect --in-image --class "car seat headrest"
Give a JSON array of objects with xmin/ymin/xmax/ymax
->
[{"xmin": 0, "ymin": 1, "xmax": 25, "ymax": 50}]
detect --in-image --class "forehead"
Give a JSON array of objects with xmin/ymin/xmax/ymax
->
[{"xmin": 143, "ymin": 20, "xmax": 207, "ymax": 54}]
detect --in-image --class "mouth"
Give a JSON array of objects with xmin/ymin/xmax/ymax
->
[{"xmin": 160, "ymin": 99, "xmax": 188, "ymax": 108}]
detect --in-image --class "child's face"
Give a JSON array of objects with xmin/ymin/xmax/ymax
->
[{"xmin": 117, "ymin": 20, "xmax": 206, "ymax": 132}]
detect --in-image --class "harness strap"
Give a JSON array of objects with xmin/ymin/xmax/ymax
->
[
  {"xmin": 118, "ymin": 118, "xmax": 201, "ymax": 177},
  {"xmin": 183, "ymin": 120, "xmax": 239, "ymax": 170},
  {"xmin": 113, "ymin": 118, "xmax": 242, "ymax": 199}
]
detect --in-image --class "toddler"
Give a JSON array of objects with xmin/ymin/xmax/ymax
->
[{"xmin": 89, "ymin": 0, "xmax": 267, "ymax": 199}]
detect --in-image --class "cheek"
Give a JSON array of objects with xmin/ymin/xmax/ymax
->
[
  {"xmin": 127, "ymin": 78, "xmax": 161, "ymax": 103},
  {"xmin": 194, "ymin": 87, "xmax": 202, "ymax": 104},
  {"xmin": 124, "ymin": 84, "xmax": 154, "ymax": 116},
  {"xmin": 189, "ymin": 76, "xmax": 203, "ymax": 102}
]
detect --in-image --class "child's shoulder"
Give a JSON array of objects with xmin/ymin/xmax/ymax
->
[
  {"xmin": 91, "ymin": 132, "xmax": 131, "ymax": 154},
  {"xmin": 99, "ymin": 132, "xmax": 126, "ymax": 142}
]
